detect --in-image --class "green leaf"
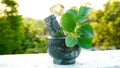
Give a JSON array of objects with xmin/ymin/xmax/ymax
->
[
  {"xmin": 79, "ymin": 6, "xmax": 92, "ymax": 17},
  {"xmin": 61, "ymin": 12, "xmax": 76, "ymax": 32},
  {"xmin": 78, "ymin": 37, "xmax": 92, "ymax": 49},
  {"xmin": 77, "ymin": 24, "xmax": 94, "ymax": 38},
  {"xmin": 77, "ymin": 27, "xmax": 83, "ymax": 36},
  {"xmin": 77, "ymin": 16, "xmax": 87, "ymax": 23},
  {"xmin": 65, "ymin": 35, "xmax": 78, "ymax": 47},
  {"xmin": 55, "ymin": 27, "xmax": 64, "ymax": 37},
  {"xmin": 66, "ymin": 9, "xmax": 78, "ymax": 16}
]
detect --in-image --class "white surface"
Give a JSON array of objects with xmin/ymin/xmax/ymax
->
[{"xmin": 0, "ymin": 50, "xmax": 120, "ymax": 68}]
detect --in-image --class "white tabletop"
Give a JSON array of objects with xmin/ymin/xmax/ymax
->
[{"xmin": 0, "ymin": 50, "xmax": 120, "ymax": 68}]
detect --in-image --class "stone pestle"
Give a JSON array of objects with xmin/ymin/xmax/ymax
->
[{"xmin": 44, "ymin": 14, "xmax": 65, "ymax": 37}]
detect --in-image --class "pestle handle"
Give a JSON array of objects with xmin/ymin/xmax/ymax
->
[{"xmin": 44, "ymin": 14, "xmax": 65, "ymax": 37}]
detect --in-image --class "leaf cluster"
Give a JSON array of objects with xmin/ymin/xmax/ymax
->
[{"xmin": 60, "ymin": 6, "xmax": 94, "ymax": 49}]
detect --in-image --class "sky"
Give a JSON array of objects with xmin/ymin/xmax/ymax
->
[{"xmin": 16, "ymin": 0, "xmax": 108, "ymax": 19}]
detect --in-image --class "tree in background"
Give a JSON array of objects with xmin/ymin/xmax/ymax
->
[
  {"xmin": 0, "ymin": 0, "xmax": 47, "ymax": 54},
  {"xmin": 90, "ymin": 1, "xmax": 120, "ymax": 50},
  {"xmin": 0, "ymin": 0, "xmax": 24, "ymax": 54},
  {"xmin": 50, "ymin": 3, "xmax": 64, "ymax": 16},
  {"xmin": 22, "ymin": 18, "xmax": 47, "ymax": 53}
]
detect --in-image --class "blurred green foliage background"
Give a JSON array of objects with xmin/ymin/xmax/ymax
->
[
  {"xmin": 90, "ymin": 1, "xmax": 120, "ymax": 50},
  {"xmin": 0, "ymin": 0, "xmax": 47, "ymax": 54},
  {"xmin": 0, "ymin": 0, "xmax": 120, "ymax": 54}
]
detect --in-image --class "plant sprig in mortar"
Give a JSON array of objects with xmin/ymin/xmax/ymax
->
[{"xmin": 60, "ymin": 6, "xmax": 94, "ymax": 49}]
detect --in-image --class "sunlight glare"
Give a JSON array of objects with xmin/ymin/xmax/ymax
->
[{"xmin": 17, "ymin": 0, "xmax": 107, "ymax": 19}]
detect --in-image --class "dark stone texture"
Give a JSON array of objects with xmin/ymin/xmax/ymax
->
[
  {"xmin": 47, "ymin": 37, "xmax": 81, "ymax": 65},
  {"xmin": 44, "ymin": 14, "xmax": 65, "ymax": 37}
]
